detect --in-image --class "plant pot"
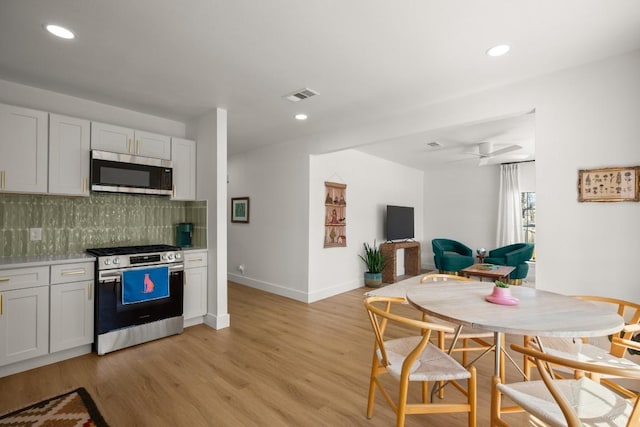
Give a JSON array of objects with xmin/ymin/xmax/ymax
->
[
  {"xmin": 364, "ymin": 272, "xmax": 383, "ymax": 288},
  {"xmin": 491, "ymin": 286, "xmax": 512, "ymax": 299}
]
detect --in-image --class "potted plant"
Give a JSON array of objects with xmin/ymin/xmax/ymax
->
[
  {"xmin": 359, "ymin": 240, "xmax": 385, "ymax": 288},
  {"xmin": 492, "ymin": 280, "xmax": 512, "ymax": 298}
]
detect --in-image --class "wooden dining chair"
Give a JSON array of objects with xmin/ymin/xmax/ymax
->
[
  {"xmin": 492, "ymin": 343, "xmax": 640, "ymax": 427},
  {"xmin": 523, "ymin": 296, "xmax": 640, "ymax": 399},
  {"xmin": 420, "ymin": 273, "xmax": 497, "ymax": 373},
  {"xmin": 364, "ymin": 296, "xmax": 477, "ymax": 427}
]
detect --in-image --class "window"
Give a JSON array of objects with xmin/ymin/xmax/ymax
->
[{"xmin": 521, "ymin": 192, "xmax": 535, "ymax": 245}]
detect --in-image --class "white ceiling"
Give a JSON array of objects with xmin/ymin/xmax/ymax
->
[
  {"xmin": 357, "ymin": 111, "xmax": 536, "ymax": 168},
  {"xmin": 1, "ymin": 1, "xmax": 640, "ymax": 163}
]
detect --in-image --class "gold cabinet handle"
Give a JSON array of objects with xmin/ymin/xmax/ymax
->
[
  {"xmin": 136, "ymin": 140, "xmax": 140, "ymax": 154},
  {"xmin": 1, "ymin": 170, "xmax": 5, "ymax": 190},
  {"xmin": 173, "ymin": 185, "xmax": 176, "ymax": 197},
  {"xmin": 88, "ymin": 283, "xmax": 92, "ymax": 301},
  {"xmin": 128, "ymin": 138, "xmax": 133, "ymax": 153},
  {"xmin": 189, "ymin": 258, "xmax": 203, "ymax": 263},
  {"xmin": 0, "ymin": 294, "xmax": 3, "ymax": 316},
  {"xmin": 0, "ymin": 277, "xmax": 9, "ymax": 282},
  {"xmin": 61, "ymin": 269, "xmax": 86, "ymax": 276}
]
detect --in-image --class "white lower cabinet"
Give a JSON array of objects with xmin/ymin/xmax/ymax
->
[
  {"xmin": 1, "ymin": 261, "xmax": 94, "ymax": 369},
  {"xmin": 0, "ymin": 284, "xmax": 49, "ymax": 366},
  {"xmin": 183, "ymin": 250, "xmax": 207, "ymax": 323},
  {"xmin": 50, "ymin": 281, "xmax": 94, "ymax": 353},
  {"xmin": 49, "ymin": 262, "xmax": 94, "ymax": 353}
]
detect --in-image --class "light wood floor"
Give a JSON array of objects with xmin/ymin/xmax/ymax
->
[{"xmin": 0, "ymin": 282, "xmax": 532, "ymax": 426}]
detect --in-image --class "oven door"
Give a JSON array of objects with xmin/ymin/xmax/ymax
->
[{"xmin": 95, "ymin": 264, "xmax": 184, "ymax": 335}]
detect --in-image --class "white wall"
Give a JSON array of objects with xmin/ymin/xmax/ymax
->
[
  {"xmin": 308, "ymin": 149, "xmax": 423, "ymax": 302},
  {"xmin": 227, "ymin": 142, "xmax": 311, "ymax": 301},
  {"xmin": 229, "ymin": 49, "xmax": 640, "ymax": 302},
  {"xmin": 227, "ymin": 146, "xmax": 423, "ymax": 302},
  {"xmin": 423, "ymin": 164, "xmax": 500, "ymax": 269},
  {"xmin": 423, "ymin": 160, "xmax": 536, "ymax": 269},
  {"xmin": 188, "ymin": 108, "xmax": 229, "ymax": 329},
  {"xmin": 519, "ymin": 161, "xmax": 536, "ymax": 193}
]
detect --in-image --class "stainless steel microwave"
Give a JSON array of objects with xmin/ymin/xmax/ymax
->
[{"xmin": 91, "ymin": 150, "xmax": 173, "ymax": 196}]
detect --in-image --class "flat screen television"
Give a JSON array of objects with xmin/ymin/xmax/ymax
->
[{"xmin": 386, "ymin": 205, "xmax": 414, "ymax": 241}]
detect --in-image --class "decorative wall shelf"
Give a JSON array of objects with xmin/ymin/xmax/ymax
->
[{"xmin": 324, "ymin": 181, "xmax": 346, "ymax": 248}]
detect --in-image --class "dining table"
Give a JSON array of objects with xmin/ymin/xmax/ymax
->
[{"xmin": 403, "ymin": 281, "xmax": 625, "ymax": 377}]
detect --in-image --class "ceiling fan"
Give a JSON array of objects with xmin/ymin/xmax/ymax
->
[{"xmin": 456, "ymin": 141, "xmax": 522, "ymax": 166}]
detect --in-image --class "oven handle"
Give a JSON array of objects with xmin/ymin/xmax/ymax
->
[{"xmin": 97, "ymin": 263, "xmax": 184, "ymax": 282}]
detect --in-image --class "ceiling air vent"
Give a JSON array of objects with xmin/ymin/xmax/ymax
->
[{"xmin": 283, "ymin": 87, "xmax": 319, "ymax": 102}]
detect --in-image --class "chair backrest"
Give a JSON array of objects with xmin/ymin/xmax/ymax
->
[
  {"xmin": 420, "ymin": 273, "xmax": 473, "ymax": 283},
  {"xmin": 363, "ymin": 296, "xmax": 457, "ymax": 367},
  {"xmin": 510, "ymin": 343, "xmax": 640, "ymax": 426},
  {"xmin": 432, "ymin": 238, "xmax": 471, "ymax": 255},
  {"xmin": 575, "ymin": 295, "xmax": 640, "ymax": 357}
]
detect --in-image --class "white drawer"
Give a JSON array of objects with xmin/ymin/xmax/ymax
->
[
  {"xmin": 184, "ymin": 250, "xmax": 208, "ymax": 268},
  {"xmin": 0, "ymin": 266, "xmax": 49, "ymax": 290},
  {"xmin": 50, "ymin": 262, "xmax": 94, "ymax": 285}
]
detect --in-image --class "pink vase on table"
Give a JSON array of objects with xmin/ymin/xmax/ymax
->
[{"xmin": 491, "ymin": 286, "xmax": 512, "ymax": 299}]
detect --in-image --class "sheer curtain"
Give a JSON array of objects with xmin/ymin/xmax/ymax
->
[{"xmin": 496, "ymin": 163, "xmax": 523, "ymax": 246}]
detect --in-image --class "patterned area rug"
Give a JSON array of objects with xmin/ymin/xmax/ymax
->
[{"xmin": 0, "ymin": 387, "xmax": 108, "ymax": 426}]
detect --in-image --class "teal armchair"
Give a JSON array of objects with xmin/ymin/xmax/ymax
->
[
  {"xmin": 484, "ymin": 243, "xmax": 534, "ymax": 282},
  {"xmin": 432, "ymin": 238, "xmax": 474, "ymax": 273}
]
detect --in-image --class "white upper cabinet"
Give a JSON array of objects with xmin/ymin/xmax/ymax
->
[
  {"xmin": 91, "ymin": 121, "xmax": 171, "ymax": 160},
  {"xmin": 49, "ymin": 114, "xmax": 91, "ymax": 196},
  {"xmin": 135, "ymin": 130, "xmax": 171, "ymax": 159},
  {"xmin": 0, "ymin": 103, "xmax": 48, "ymax": 194},
  {"xmin": 171, "ymin": 137, "xmax": 196, "ymax": 200},
  {"xmin": 90, "ymin": 121, "xmax": 134, "ymax": 154}
]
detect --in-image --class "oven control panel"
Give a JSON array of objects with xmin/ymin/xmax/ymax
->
[{"xmin": 97, "ymin": 251, "xmax": 183, "ymax": 270}]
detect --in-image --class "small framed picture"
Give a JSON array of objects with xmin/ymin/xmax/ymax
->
[
  {"xmin": 578, "ymin": 166, "xmax": 640, "ymax": 202},
  {"xmin": 231, "ymin": 197, "xmax": 250, "ymax": 223}
]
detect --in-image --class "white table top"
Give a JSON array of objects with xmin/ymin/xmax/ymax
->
[{"xmin": 406, "ymin": 282, "xmax": 624, "ymax": 338}]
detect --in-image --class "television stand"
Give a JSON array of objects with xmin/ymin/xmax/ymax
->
[{"xmin": 380, "ymin": 241, "xmax": 421, "ymax": 284}]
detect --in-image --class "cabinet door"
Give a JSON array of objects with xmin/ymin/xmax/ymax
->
[
  {"xmin": 49, "ymin": 114, "xmax": 90, "ymax": 196},
  {"xmin": 134, "ymin": 130, "xmax": 171, "ymax": 160},
  {"xmin": 0, "ymin": 286, "xmax": 49, "ymax": 366},
  {"xmin": 0, "ymin": 104, "xmax": 48, "ymax": 193},
  {"xmin": 171, "ymin": 137, "xmax": 196, "ymax": 200},
  {"xmin": 50, "ymin": 281, "xmax": 94, "ymax": 353},
  {"xmin": 184, "ymin": 267, "xmax": 207, "ymax": 320},
  {"xmin": 90, "ymin": 121, "xmax": 134, "ymax": 154}
]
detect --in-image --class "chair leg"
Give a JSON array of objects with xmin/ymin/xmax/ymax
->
[
  {"xmin": 397, "ymin": 375, "xmax": 410, "ymax": 427},
  {"xmin": 421, "ymin": 381, "xmax": 429, "ymax": 403},
  {"xmin": 438, "ymin": 331, "xmax": 446, "ymax": 399},
  {"xmin": 462, "ymin": 338, "xmax": 469, "ymax": 365},
  {"xmin": 522, "ymin": 335, "xmax": 533, "ymax": 381},
  {"xmin": 367, "ymin": 352, "xmax": 379, "ymax": 419},
  {"xmin": 468, "ymin": 366, "xmax": 477, "ymax": 427},
  {"xmin": 490, "ymin": 375, "xmax": 502, "ymax": 427}
]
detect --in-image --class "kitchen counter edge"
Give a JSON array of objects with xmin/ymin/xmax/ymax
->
[{"xmin": 0, "ymin": 253, "xmax": 96, "ymax": 269}]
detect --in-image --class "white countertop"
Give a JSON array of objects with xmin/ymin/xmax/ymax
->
[{"xmin": 0, "ymin": 253, "xmax": 96, "ymax": 269}]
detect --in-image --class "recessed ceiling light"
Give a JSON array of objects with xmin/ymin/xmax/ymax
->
[
  {"xmin": 486, "ymin": 44, "xmax": 510, "ymax": 57},
  {"xmin": 45, "ymin": 24, "xmax": 75, "ymax": 40},
  {"xmin": 295, "ymin": 114, "xmax": 308, "ymax": 121}
]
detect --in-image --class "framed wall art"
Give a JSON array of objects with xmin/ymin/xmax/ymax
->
[
  {"xmin": 578, "ymin": 166, "xmax": 639, "ymax": 202},
  {"xmin": 231, "ymin": 197, "xmax": 250, "ymax": 223}
]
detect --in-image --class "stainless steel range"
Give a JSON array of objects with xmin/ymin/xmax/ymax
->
[{"xmin": 86, "ymin": 244, "xmax": 184, "ymax": 355}]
